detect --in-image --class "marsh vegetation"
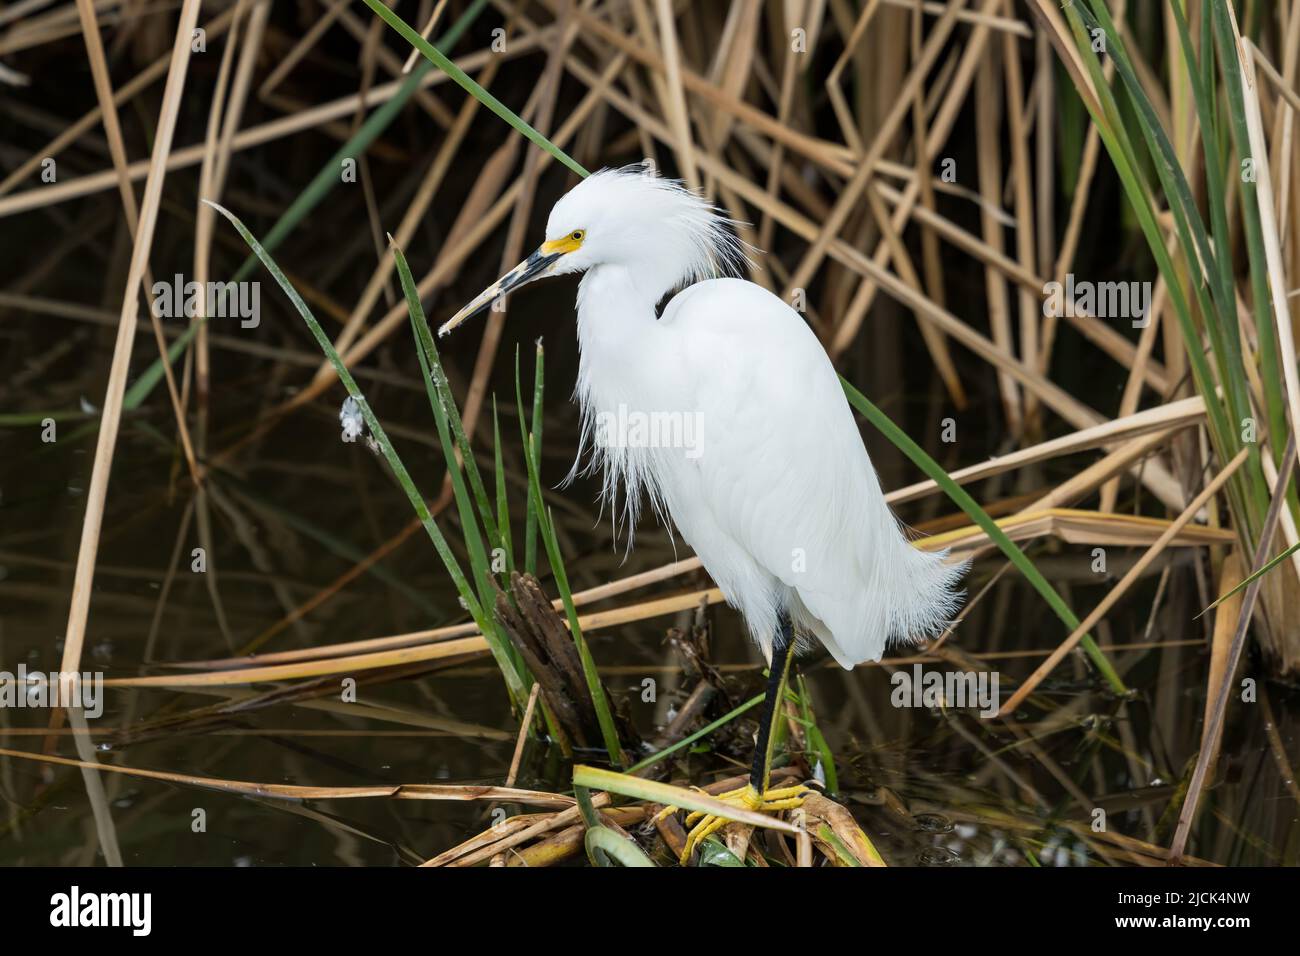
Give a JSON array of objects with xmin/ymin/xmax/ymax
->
[{"xmin": 0, "ymin": 0, "xmax": 1298, "ymax": 866}]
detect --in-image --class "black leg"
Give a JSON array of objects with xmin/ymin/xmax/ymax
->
[{"xmin": 749, "ymin": 612, "xmax": 795, "ymax": 794}]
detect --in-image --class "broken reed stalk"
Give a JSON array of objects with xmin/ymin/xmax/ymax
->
[
  {"xmin": 494, "ymin": 571, "xmax": 638, "ymax": 753},
  {"xmin": 60, "ymin": 0, "xmax": 205, "ymax": 679}
]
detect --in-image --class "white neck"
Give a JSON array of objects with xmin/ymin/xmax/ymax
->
[
  {"xmin": 574, "ymin": 264, "xmax": 661, "ymax": 371},
  {"xmin": 577, "ymin": 262, "xmax": 666, "ymax": 319}
]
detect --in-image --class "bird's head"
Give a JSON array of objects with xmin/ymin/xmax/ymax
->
[{"xmin": 438, "ymin": 162, "xmax": 747, "ymax": 335}]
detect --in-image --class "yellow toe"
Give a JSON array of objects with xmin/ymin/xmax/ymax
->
[{"xmin": 671, "ymin": 782, "xmax": 812, "ymax": 864}]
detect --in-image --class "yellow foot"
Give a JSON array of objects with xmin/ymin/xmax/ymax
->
[{"xmin": 656, "ymin": 783, "xmax": 811, "ymax": 865}]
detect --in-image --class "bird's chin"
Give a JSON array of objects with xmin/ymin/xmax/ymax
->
[{"xmin": 549, "ymin": 258, "xmax": 587, "ymax": 277}]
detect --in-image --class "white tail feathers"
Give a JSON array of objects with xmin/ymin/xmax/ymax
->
[
  {"xmin": 884, "ymin": 541, "xmax": 968, "ymax": 647},
  {"xmin": 792, "ymin": 526, "xmax": 968, "ymax": 670}
]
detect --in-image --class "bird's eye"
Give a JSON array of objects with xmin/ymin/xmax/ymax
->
[{"xmin": 570, "ymin": 230, "xmax": 585, "ymax": 242}]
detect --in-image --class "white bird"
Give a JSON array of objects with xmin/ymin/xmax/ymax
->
[{"xmin": 440, "ymin": 163, "xmax": 966, "ymax": 860}]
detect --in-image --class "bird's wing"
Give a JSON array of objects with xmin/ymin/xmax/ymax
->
[
  {"xmin": 662, "ymin": 280, "xmax": 884, "ymax": 640},
  {"xmin": 661, "ymin": 279, "xmax": 963, "ymax": 666}
]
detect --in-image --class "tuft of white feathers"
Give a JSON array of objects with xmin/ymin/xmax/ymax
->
[
  {"xmin": 556, "ymin": 165, "xmax": 752, "ymax": 541},
  {"xmin": 549, "ymin": 163, "xmax": 752, "ymax": 294}
]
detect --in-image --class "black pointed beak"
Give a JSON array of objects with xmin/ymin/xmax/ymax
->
[{"xmin": 439, "ymin": 248, "xmax": 561, "ymax": 336}]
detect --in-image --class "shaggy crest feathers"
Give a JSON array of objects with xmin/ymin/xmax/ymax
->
[{"xmin": 549, "ymin": 163, "xmax": 751, "ymax": 293}]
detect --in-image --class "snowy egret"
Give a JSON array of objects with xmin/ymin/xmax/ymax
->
[{"xmin": 440, "ymin": 163, "xmax": 966, "ymax": 861}]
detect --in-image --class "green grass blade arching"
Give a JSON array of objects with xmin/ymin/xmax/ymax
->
[
  {"xmin": 392, "ymin": 241, "xmax": 529, "ymax": 700},
  {"xmin": 1081, "ymin": 2, "xmax": 1237, "ymax": 356},
  {"xmin": 206, "ymin": 200, "xmax": 530, "ymax": 706},
  {"xmin": 574, "ymin": 790, "xmax": 655, "ymax": 867},
  {"xmin": 393, "ymin": 241, "xmax": 502, "ymax": 549},
  {"xmin": 572, "ymin": 766, "xmax": 799, "ymax": 832},
  {"xmin": 492, "ymin": 400, "xmax": 517, "ymax": 574},
  {"xmin": 1079, "ymin": 2, "xmax": 1255, "ymax": 436},
  {"xmin": 357, "ymin": 0, "xmax": 588, "ymax": 178},
  {"xmin": 840, "ymin": 380, "xmax": 1126, "ymax": 693},
  {"xmin": 584, "ymin": 823, "xmax": 656, "ymax": 867},
  {"xmin": 119, "ymin": 0, "xmax": 493, "ymax": 415},
  {"xmin": 230, "ymin": 0, "xmax": 492, "ymax": 282},
  {"xmin": 623, "ymin": 693, "xmax": 765, "ymax": 775},
  {"xmin": 1201, "ymin": 541, "xmax": 1300, "ymax": 617},
  {"xmin": 524, "ymin": 341, "xmax": 544, "ymax": 575}
]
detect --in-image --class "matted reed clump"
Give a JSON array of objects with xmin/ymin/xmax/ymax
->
[{"xmin": 0, "ymin": 0, "xmax": 1297, "ymax": 866}]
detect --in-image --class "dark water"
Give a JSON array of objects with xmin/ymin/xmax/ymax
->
[{"xmin": 1, "ymin": 301, "xmax": 1297, "ymax": 868}]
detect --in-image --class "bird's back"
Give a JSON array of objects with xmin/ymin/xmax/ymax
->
[{"xmin": 654, "ymin": 278, "xmax": 965, "ymax": 667}]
